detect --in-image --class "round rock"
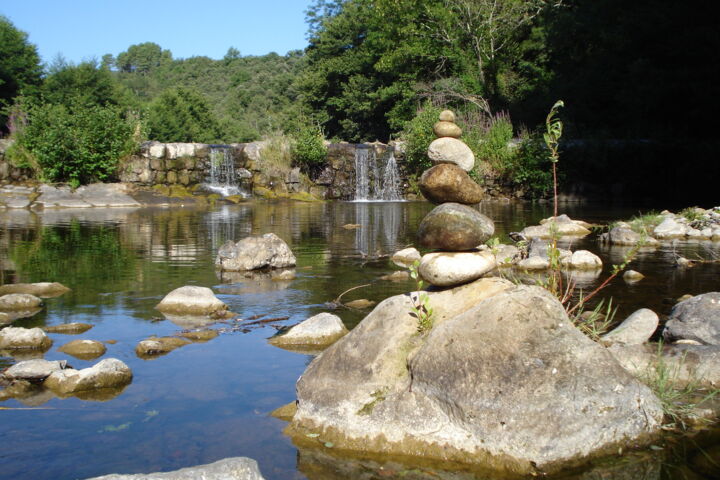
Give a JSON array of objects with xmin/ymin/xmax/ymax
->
[
  {"xmin": 418, "ymin": 203, "xmax": 494, "ymax": 251},
  {"xmin": 419, "ymin": 164, "xmax": 484, "ymax": 205},
  {"xmin": 0, "ymin": 293, "xmax": 43, "ymax": 310},
  {"xmin": 439, "ymin": 110, "xmax": 456, "ymax": 122},
  {"xmin": 269, "ymin": 312, "xmax": 349, "ymax": 348},
  {"xmin": 601, "ymin": 309, "xmax": 659, "ymax": 346},
  {"xmin": 419, "ymin": 250, "xmax": 496, "ymax": 287},
  {"xmin": 560, "ymin": 250, "xmax": 603, "ymax": 270},
  {"xmin": 0, "ymin": 327, "xmax": 52, "ymax": 350},
  {"xmin": 391, "ymin": 247, "xmax": 421, "ymax": 268},
  {"xmin": 427, "ymin": 137, "xmax": 475, "ymax": 172},
  {"xmin": 623, "ymin": 270, "xmax": 645, "ymax": 283},
  {"xmin": 155, "ymin": 286, "xmax": 227, "ymax": 316},
  {"xmin": 58, "ymin": 339, "xmax": 107, "ymax": 360},
  {"xmin": 663, "ymin": 292, "xmax": 720, "ymax": 345},
  {"xmin": 433, "ymin": 121, "xmax": 462, "ymax": 139}
]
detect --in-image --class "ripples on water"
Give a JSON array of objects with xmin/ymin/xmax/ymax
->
[{"xmin": 0, "ymin": 201, "xmax": 719, "ymax": 480}]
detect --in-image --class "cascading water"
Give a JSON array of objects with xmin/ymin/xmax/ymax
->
[
  {"xmin": 353, "ymin": 146, "xmax": 403, "ymax": 201},
  {"xmin": 205, "ymin": 145, "xmax": 248, "ymax": 197}
]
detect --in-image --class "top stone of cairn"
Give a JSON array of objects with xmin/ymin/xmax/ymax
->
[{"xmin": 433, "ymin": 110, "xmax": 462, "ymax": 139}]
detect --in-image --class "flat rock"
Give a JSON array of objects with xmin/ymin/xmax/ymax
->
[
  {"xmin": 607, "ymin": 226, "xmax": 659, "ymax": 247},
  {"xmin": 493, "ymin": 244, "xmax": 520, "ymax": 266},
  {"xmin": 379, "ymin": 271, "xmax": 410, "ymax": 282},
  {"xmin": 419, "ymin": 164, "xmax": 484, "ymax": 205},
  {"xmin": 75, "ymin": 183, "xmax": 141, "ymax": 207},
  {"xmin": 601, "ymin": 309, "xmax": 659, "ymax": 346},
  {"xmin": 345, "ymin": 299, "xmax": 376, "ymax": 309},
  {"xmin": 653, "ymin": 217, "xmax": 687, "ymax": 239},
  {"xmin": 521, "ymin": 216, "xmax": 591, "ymax": 239},
  {"xmin": 0, "ymin": 293, "xmax": 43, "ymax": 310},
  {"xmin": 390, "ymin": 247, "xmax": 421, "ymax": 268},
  {"xmin": 663, "ymin": 292, "xmax": 720, "ymax": 345},
  {"xmin": 0, "ymin": 327, "xmax": 52, "ymax": 350},
  {"xmin": 517, "ymin": 256, "xmax": 550, "ymax": 270},
  {"xmin": 269, "ymin": 313, "xmax": 348, "ymax": 348},
  {"xmin": 418, "ymin": 203, "xmax": 494, "ymax": 251},
  {"xmin": 433, "ymin": 121, "xmax": 462, "ymax": 138},
  {"xmin": 43, "ymin": 322, "xmax": 94, "ymax": 334},
  {"xmin": 44, "ymin": 358, "xmax": 132, "ymax": 395},
  {"xmin": 34, "ymin": 185, "xmax": 92, "ymax": 208},
  {"xmin": 289, "ymin": 282, "xmax": 662, "ymax": 475},
  {"xmin": 560, "ymin": 250, "xmax": 603, "ymax": 270},
  {"xmin": 3, "ymin": 359, "xmax": 67, "ymax": 382},
  {"xmin": 216, "ymin": 233, "xmax": 296, "ymax": 271},
  {"xmin": 418, "ymin": 250, "xmax": 496, "ymax": 287},
  {"xmin": 135, "ymin": 337, "xmax": 192, "ymax": 357},
  {"xmin": 427, "ymin": 137, "xmax": 475, "ymax": 172},
  {"xmin": 85, "ymin": 457, "xmax": 266, "ymax": 480},
  {"xmin": 0, "ymin": 282, "xmax": 70, "ymax": 298},
  {"xmin": 58, "ymin": 339, "xmax": 107, "ymax": 360},
  {"xmin": 155, "ymin": 286, "xmax": 227, "ymax": 316},
  {"xmin": 179, "ymin": 330, "xmax": 219, "ymax": 342}
]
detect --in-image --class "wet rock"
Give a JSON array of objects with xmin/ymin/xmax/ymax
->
[
  {"xmin": 269, "ymin": 313, "xmax": 348, "ymax": 348},
  {"xmin": 179, "ymin": 330, "xmax": 219, "ymax": 342},
  {"xmin": 390, "ymin": 247, "xmax": 421, "ymax": 268},
  {"xmin": 433, "ymin": 121, "xmax": 462, "ymax": 138},
  {"xmin": 58, "ymin": 339, "xmax": 107, "ymax": 360},
  {"xmin": 44, "ymin": 358, "xmax": 132, "ymax": 395},
  {"xmin": 43, "ymin": 322, "xmax": 94, "ymax": 334},
  {"xmin": 419, "ymin": 164, "xmax": 484, "ymax": 205},
  {"xmin": 289, "ymin": 282, "xmax": 662, "ymax": 475},
  {"xmin": 379, "ymin": 271, "xmax": 410, "ymax": 282},
  {"xmin": 270, "ymin": 401, "xmax": 297, "ymax": 421},
  {"xmin": 135, "ymin": 336, "xmax": 191, "ymax": 357},
  {"xmin": 85, "ymin": 457, "xmax": 266, "ymax": 480},
  {"xmin": 561, "ymin": 250, "xmax": 603, "ymax": 270},
  {"xmin": 607, "ymin": 226, "xmax": 659, "ymax": 247},
  {"xmin": 345, "ymin": 299, "xmax": 376, "ymax": 309},
  {"xmin": 663, "ymin": 292, "xmax": 720, "ymax": 345},
  {"xmin": 216, "ymin": 269, "xmax": 295, "ymax": 294},
  {"xmin": 418, "ymin": 203, "xmax": 494, "ymax": 251},
  {"xmin": 0, "ymin": 327, "xmax": 52, "ymax": 350},
  {"xmin": 0, "ymin": 282, "xmax": 70, "ymax": 298},
  {"xmin": 155, "ymin": 285, "xmax": 227, "ymax": 316},
  {"xmin": 34, "ymin": 184, "xmax": 92, "ymax": 208},
  {"xmin": 624, "ymin": 270, "xmax": 645, "ymax": 283},
  {"xmin": 517, "ymin": 256, "xmax": 550, "ymax": 270},
  {"xmin": 601, "ymin": 309, "xmax": 659, "ymax": 346},
  {"xmin": 419, "ymin": 250, "xmax": 496, "ymax": 287},
  {"xmin": 215, "ymin": 233, "xmax": 296, "ymax": 271},
  {"xmin": 427, "ymin": 137, "xmax": 475, "ymax": 172},
  {"xmin": 75, "ymin": 183, "xmax": 141, "ymax": 208},
  {"xmin": 0, "ymin": 293, "xmax": 43, "ymax": 310},
  {"xmin": 653, "ymin": 217, "xmax": 687, "ymax": 239},
  {"xmin": 3, "ymin": 359, "xmax": 67, "ymax": 382},
  {"xmin": 521, "ymin": 216, "xmax": 592, "ymax": 239}
]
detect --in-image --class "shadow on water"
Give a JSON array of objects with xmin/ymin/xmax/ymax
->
[{"xmin": 0, "ymin": 201, "xmax": 719, "ymax": 480}]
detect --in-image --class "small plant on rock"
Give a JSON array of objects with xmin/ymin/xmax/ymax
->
[{"xmin": 408, "ymin": 260, "xmax": 434, "ymax": 334}]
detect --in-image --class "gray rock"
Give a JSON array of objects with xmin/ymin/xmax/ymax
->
[
  {"xmin": 0, "ymin": 282, "xmax": 70, "ymax": 298},
  {"xmin": 3, "ymin": 359, "xmax": 67, "ymax": 382},
  {"xmin": 75, "ymin": 183, "xmax": 141, "ymax": 207},
  {"xmin": 493, "ymin": 244, "xmax": 520, "ymax": 266},
  {"xmin": 419, "ymin": 164, "xmax": 484, "ymax": 205},
  {"xmin": 34, "ymin": 185, "xmax": 92, "ymax": 208},
  {"xmin": 0, "ymin": 293, "xmax": 43, "ymax": 310},
  {"xmin": 44, "ymin": 358, "xmax": 132, "ymax": 395},
  {"xmin": 269, "ymin": 313, "xmax": 348, "ymax": 348},
  {"xmin": 521, "ymin": 216, "xmax": 592, "ymax": 239},
  {"xmin": 0, "ymin": 327, "xmax": 52, "ymax": 350},
  {"xmin": 601, "ymin": 309, "xmax": 659, "ymax": 346},
  {"xmin": 607, "ymin": 226, "xmax": 659, "ymax": 247},
  {"xmin": 390, "ymin": 247, "xmax": 421, "ymax": 268},
  {"xmin": 155, "ymin": 286, "xmax": 227, "ymax": 316},
  {"xmin": 516, "ymin": 256, "xmax": 550, "ymax": 271},
  {"xmin": 427, "ymin": 137, "xmax": 475, "ymax": 172},
  {"xmin": 418, "ymin": 250, "xmax": 496, "ymax": 287},
  {"xmin": 418, "ymin": 203, "xmax": 494, "ymax": 251},
  {"xmin": 289, "ymin": 282, "xmax": 662, "ymax": 475},
  {"xmin": 85, "ymin": 457, "xmax": 265, "ymax": 480},
  {"xmin": 215, "ymin": 233, "xmax": 296, "ymax": 271},
  {"xmin": 58, "ymin": 339, "xmax": 107, "ymax": 360},
  {"xmin": 135, "ymin": 337, "xmax": 191, "ymax": 357},
  {"xmin": 560, "ymin": 250, "xmax": 603, "ymax": 270},
  {"xmin": 653, "ymin": 217, "xmax": 687, "ymax": 239},
  {"xmin": 663, "ymin": 292, "xmax": 720, "ymax": 345}
]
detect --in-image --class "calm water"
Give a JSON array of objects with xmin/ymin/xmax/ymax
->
[{"xmin": 1, "ymin": 201, "xmax": 719, "ymax": 480}]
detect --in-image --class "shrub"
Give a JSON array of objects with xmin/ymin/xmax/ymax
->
[
  {"xmin": 507, "ymin": 134, "xmax": 554, "ymax": 197},
  {"xmin": 291, "ymin": 123, "xmax": 327, "ymax": 169},
  {"xmin": 402, "ymin": 104, "xmax": 441, "ymax": 175},
  {"xmin": 147, "ymin": 87, "xmax": 222, "ymax": 143}
]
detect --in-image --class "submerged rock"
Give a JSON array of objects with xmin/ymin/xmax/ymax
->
[
  {"xmin": 390, "ymin": 247, "xmax": 421, "ymax": 268},
  {"xmin": 418, "ymin": 250, "xmax": 496, "ymax": 287},
  {"xmin": 418, "ymin": 203, "xmax": 494, "ymax": 251},
  {"xmin": 379, "ymin": 271, "xmax": 410, "ymax": 282},
  {"xmin": 0, "ymin": 293, "xmax": 43, "ymax": 310},
  {"xmin": 215, "ymin": 233, "xmax": 296, "ymax": 271},
  {"xmin": 179, "ymin": 330, "xmax": 219, "ymax": 342},
  {"xmin": 663, "ymin": 292, "xmax": 720, "ymax": 345},
  {"xmin": 288, "ymin": 280, "xmax": 662, "ymax": 475},
  {"xmin": 155, "ymin": 286, "xmax": 227, "ymax": 316},
  {"xmin": 269, "ymin": 313, "xmax": 348, "ymax": 349},
  {"xmin": 345, "ymin": 299, "xmax": 376, "ymax": 309},
  {"xmin": 601, "ymin": 309, "xmax": 659, "ymax": 346},
  {"xmin": 58, "ymin": 339, "xmax": 107, "ymax": 360},
  {"xmin": 419, "ymin": 164, "xmax": 484, "ymax": 205},
  {"xmin": 0, "ymin": 282, "xmax": 70, "ymax": 298},
  {"xmin": 43, "ymin": 322, "xmax": 94, "ymax": 334},
  {"xmin": 43, "ymin": 358, "xmax": 132, "ymax": 395},
  {"xmin": 85, "ymin": 457, "xmax": 266, "ymax": 480},
  {"xmin": 135, "ymin": 336, "xmax": 192, "ymax": 358},
  {"xmin": 0, "ymin": 327, "xmax": 52, "ymax": 350}
]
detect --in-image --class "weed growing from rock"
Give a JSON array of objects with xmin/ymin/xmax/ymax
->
[{"xmin": 408, "ymin": 261, "xmax": 434, "ymax": 334}]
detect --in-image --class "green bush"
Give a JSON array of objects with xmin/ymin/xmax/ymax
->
[
  {"xmin": 292, "ymin": 123, "xmax": 327, "ymax": 168},
  {"xmin": 402, "ymin": 104, "xmax": 441, "ymax": 175},
  {"xmin": 11, "ymin": 100, "xmax": 139, "ymax": 186},
  {"xmin": 147, "ymin": 87, "xmax": 222, "ymax": 143},
  {"xmin": 507, "ymin": 135, "xmax": 554, "ymax": 197}
]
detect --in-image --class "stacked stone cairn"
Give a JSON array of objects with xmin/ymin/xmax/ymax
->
[{"xmin": 416, "ymin": 110, "xmax": 496, "ymax": 287}]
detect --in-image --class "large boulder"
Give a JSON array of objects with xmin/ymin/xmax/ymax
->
[
  {"xmin": 155, "ymin": 286, "xmax": 227, "ymax": 316},
  {"xmin": 663, "ymin": 292, "xmax": 720, "ymax": 345},
  {"xmin": 43, "ymin": 358, "xmax": 132, "ymax": 395},
  {"xmin": 601, "ymin": 309, "xmax": 659, "ymax": 346},
  {"xmin": 0, "ymin": 282, "xmax": 70, "ymax": 298},
  {"xmin": 0, "ymin": 293, "xmax": 43, "ymax": 310},
  {"xmin": 418, "ymin": 203, "xmax": 494, "ymax": 251},
  {"xmin": 0, "ymin": 327, "xmax": 52, "ymax": 350},
  {"xmin": 418, "ymin": 250, "xmax": 496, "ymax": 287},
  {"xmin": 288, "ymin": 281, "xmax": 662, "ymax": 475},
  {"xmin": 269, "ymin": 313, "xmax": 348, "ymax": 349},
  {"xmin": 216, "ymin": 233, "xmax": 296, "ymax": 271},
  {"xmin": 85, "ymin": 457, "xmax": 265, "ymax": 480},
  {"xmin": 653, "ymin": 217, "xmax": 687, "ymax": 239},
  {"xmin": 427, "ymin": 137, "xmax": 475, "ymax": 172},
  {"xmin": 606, "ymin": 226, "xmax": 659, "ymax": 247},
  {"xmin": 419, "ymin": 164, "xmax": 484, "ymax": 205}
]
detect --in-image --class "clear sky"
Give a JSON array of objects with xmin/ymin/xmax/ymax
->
[{"xmin": 1, "ymin": 0, "xmax": 314, "ymax": 65}]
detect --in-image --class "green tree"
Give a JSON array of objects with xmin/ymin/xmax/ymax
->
[
  {"xmin": 147, "ymin": 87, "xmax": 222, "ymax": 143},
  {"xmin": 41, "ymin": 60, "xmax": 130, "ymax": 108},
  {"xmin": 116, "ymin": 42, "xmax": 172, "ymax": 74},
  {"xmin": 0, "ymin": 16, "xmax": 42, "ymax": 132}
]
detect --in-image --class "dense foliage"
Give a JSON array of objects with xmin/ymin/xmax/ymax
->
[{"xmin": 147, "ymin": 87, "xmax": 222, "ymax": 143}]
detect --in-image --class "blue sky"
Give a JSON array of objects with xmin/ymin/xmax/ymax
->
[{"xmin": 1, "ymin": 0, "xmax": 314, "ymax": 65}]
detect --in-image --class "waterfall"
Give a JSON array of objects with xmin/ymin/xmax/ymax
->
[
  {"xmin": 205, "ymin": 146, "xmax": 247, "ymax": 197},
  {"xmin": 353, "ymin": 146, "xmax": 403, "ymax": 201}
]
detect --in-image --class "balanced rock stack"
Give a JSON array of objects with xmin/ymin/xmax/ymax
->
[{"xmin": 416, "ymin": 110, "xmax": 496, "ymax": 287}]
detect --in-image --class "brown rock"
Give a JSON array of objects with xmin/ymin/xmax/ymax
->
[
  {"xmin": 439, "ymin": 110, "xmax": 456, "ymax": 122},
  {"xmin": 433, "ymin": 121, "xmax": 462, "ymax": 138},
  {"xmin": 418, "ymin": 203, "xmax": 495, "ymax": 251},
  {"xmin": 419, "ymin": 164, "xmax": 484, "ymax": 205},
  {"xmin": 58, "ymin": 339, "xmax": 107, "ymax": 360}
]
